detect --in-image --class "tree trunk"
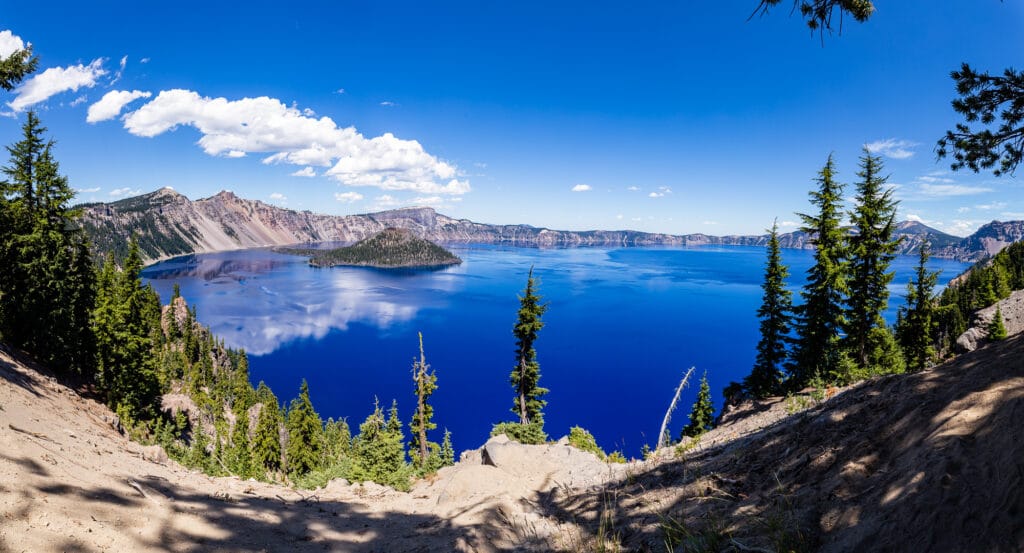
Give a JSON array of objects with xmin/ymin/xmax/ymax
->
[
  {"xmin": 518, "ymin": 356, "xmax": 528, "ymax": 425},
  {"xmin": 417, "ymin": 334, "xmax": 428, "ymax": 465}
]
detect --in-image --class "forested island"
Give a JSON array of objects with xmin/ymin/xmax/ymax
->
[{"xmin": 279, "ymin": 228, "xmax": 463, "ymax": 269}]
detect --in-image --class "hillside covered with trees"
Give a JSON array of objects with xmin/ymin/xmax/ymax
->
[{"xmin": 281, "ymin": 228, "xmax": 463, "ymax": 269}]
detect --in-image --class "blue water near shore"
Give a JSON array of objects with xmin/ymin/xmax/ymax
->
[{"xmin": 142, "ymin": 245, "xmax": 969, "ymax": 457}]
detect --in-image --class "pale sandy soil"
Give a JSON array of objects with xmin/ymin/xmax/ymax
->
[{"xmin": 2, "ymin": 331, "xmax": 1022, "ymax": 552}]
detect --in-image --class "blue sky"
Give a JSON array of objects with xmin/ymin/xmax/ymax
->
[{"xmin": 1, "ymin": 1, "xmax": 1021, "ymax": 236}]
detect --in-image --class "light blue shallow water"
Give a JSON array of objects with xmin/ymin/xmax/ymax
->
[{"xmin": 142, "ymin": 245, "xmax": 969, "ymax": 457}]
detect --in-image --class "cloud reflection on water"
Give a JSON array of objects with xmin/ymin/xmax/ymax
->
[{"xmin": 143, "ymin": 250, "xmax": 461, "ymax": 355}]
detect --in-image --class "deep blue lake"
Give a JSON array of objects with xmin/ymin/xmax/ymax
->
[{"xmin": 142, "ymin": 245, "xmax": 969, "ymax": 457}]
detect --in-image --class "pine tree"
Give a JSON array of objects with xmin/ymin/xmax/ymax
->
[
  {"xmin": 285, "ymin": 379, "xmax": 324, "ymax": 476},
  {"xmin": 988, "ymin": 306, "xmax": 1008, "ymax": 341},
  {"xmin": 227, "ymin": 407, "xmax": 253, "ymax": 478},
  {"xmin": 844, "ymin": 149, "xmax": 900, "ymax": 373},
  {"xmin": 0, "ymin": 112, "xmax": 96, "ymax": 375},
  {"xmin": 322, "ymin": 417, "xmax": 352, "ymax": 465},
  {"xmin": 92, "ymin": 238, "xmax": 161, "ymax": 422},
  {"xmin": 252, "ymin": 382, "xmax": 283, "ymax": 475},
  {"xmin": 745, "ymin": 221, "xmax": 793, "ymax": 397},
  {"xmin": 791, "ymin": 156, "xmax": 848, "ymax": 387},
  {"xmin": 439, "ymin": 429, "xmax": 455, "ymax": 467},
  {"xmin": 409, "ymin": 332, "xmax": 438, "ymax": 470},
  {"xmin": 0, "ymin": 40, "xmax": 37, "ymax": 91},
  {"xmin": 511, "ymin": 267, "xmax": 549, "ymax": 425},
  {"xmin": 896, "ymin": 242, "xmax": 939, "ymax": 371},
  {"xmin": 681, "ymin": 371, "xmax": 714, "ymax": 439},
  {"xmin": 351, "ymin": 399, "xmax": 409, "ymax": 489}
]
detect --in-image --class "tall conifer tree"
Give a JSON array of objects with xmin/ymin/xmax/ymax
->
[
  {"xmin": 896, "ymin": 242, "xmax": 939, "ymax": 372},
  {"xmin": 0, "ymin": 112, "xmax": 96, "ymax": 375},
  {"xmin": 285, "ymin": 379, "xmax": 324, "ymax": 476},
  {"xmin": 791, "ymin": 155, "xmax": 847, "ymax": 387},
  {"xmin": 409, "ymin": 332, "xmax": 439, "ymax": 470},
  {"xmin": 93, "ymin": 238, "xmax": 161, "ymax": 420},
  {"xmin": 252, "ymin": 382, "xmax": 283, "ymax": 474},
  {"xmin": 511, "ymin": 267, "xmax": 548, "ymax": 425},
  {"xmin": 745, "ymin": 221, "xmax": 793, "ymax": 397},
  {"xmin": 844, "ymin": 149, "xmax": 900, "ymax": 371}
]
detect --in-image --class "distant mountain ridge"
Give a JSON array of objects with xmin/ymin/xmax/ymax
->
[{"xmin": 79, "ymin": 188, "xmax": 1024, "ymax": 264}]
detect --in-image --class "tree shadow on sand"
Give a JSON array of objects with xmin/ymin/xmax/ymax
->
[{"xmin": 530, "ymin": 333, "xmax": 1024, "ymax": 552}]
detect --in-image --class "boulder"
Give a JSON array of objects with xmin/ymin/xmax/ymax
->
[{"xmin": 141, "ymin": 444, "xmax": 168, "ymax": 464}]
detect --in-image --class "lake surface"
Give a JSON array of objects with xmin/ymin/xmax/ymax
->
[{"xmin": 142, "ymin": 245, "xmax": 969, "ymax": 457}]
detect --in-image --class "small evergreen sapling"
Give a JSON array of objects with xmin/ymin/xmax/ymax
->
[
  {"xmin": 681, "ymin": 371, "xmax": 715, "ymax": 439},
  {"xmin": 988, "ymin": 306, "xmax": 1008, "ymax": 341}
]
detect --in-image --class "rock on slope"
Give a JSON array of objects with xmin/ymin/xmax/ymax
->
[{"xmin": 956, "ymin": 289, "xmax": 1024, "ymax": 352}]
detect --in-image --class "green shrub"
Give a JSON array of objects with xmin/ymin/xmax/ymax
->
[
  {"xmin": 606, "ymin": 451, "xmax": 627, "ymax": 464},
  {"xmin": 293, "ymin": 458, "xmax": 354, "ymax": 490},
  {"xmin": 567, "ymin": 426, "xmax": 606, "ymax": 460},
  {"xmin": 491, "ymin": 421, "xmax": 547, "ymax": 445}
]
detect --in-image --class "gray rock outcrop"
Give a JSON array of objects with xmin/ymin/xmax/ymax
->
[{"xmin": 955, "ymin": 289, "xmax": 1024, "ymax": 352}]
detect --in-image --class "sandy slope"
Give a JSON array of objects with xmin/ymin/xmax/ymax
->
[
  {"xmin": 2, "ymin": 332, "xmax": 1022, "ymax": 552},
  {"xmin": 0, "ymin": 344, "xmax": 620, "ymax": 552}
]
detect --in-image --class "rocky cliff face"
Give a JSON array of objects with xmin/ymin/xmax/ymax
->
[{"xmin": 79, "ymin": 188, "xmax": 1020, "ymax": 264}]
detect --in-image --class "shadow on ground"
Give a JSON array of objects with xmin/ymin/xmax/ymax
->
[{"xmin": 530, "ymin": 333, "xmax": 1024, "ymax": 552}]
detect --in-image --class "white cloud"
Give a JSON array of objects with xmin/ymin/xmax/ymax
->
[
  {"xmin": 943, "ymin": 219, "xmax": 980, "ymax": 236},
  {"xmin": 86, "ymin": 90, "xmax": 152, "ymax": 123},
  {"xmin": 140, "ymin": 57, "xmax": 150, "ymax": 64},
  {"xmin": 70, "ymin": 95, "xmax": 88, "ymax": 107},
  {"xmin": 918, "ymin": 183, "xmax": 992, "ymax": 197},
  {"xmin": 269, "ymin": 192, "xmax": 287, "ymax": 202},
  {"xmin": 626, "ymin": 186, "xmax": 640, "ymax": 191},
  {"xmin": 334, "ymin": 191, "xmax": 363, "ymax": 203},
  {"xmin": 615, "ymin": 214, "xmax": 624, "ymax": 220},
  {"xmin": 121, "ymin": 89, "xmax": 469, "ymax": 195},
  {"xmin": 410, "ymin": 196, "xmax": 445, "ymax": 207},
  {"xmin": 8, "ymin": 58, "xmax": 107, "ymax": 112},
  {"xmin": 75, "ymin": 186, "xmax": 101, "ymax": 193},
  {"xmin": 865, "ymin": 138, "xmax": 918, "ymax": 159},
  {"xmin": 702, "ymin": 220, "xmax": 719, "ymax": 225},
  {"xmin": 779, "ymin": 220, "xmax": 798, "ymax": 228},
  {"xmin": 957, "ymin": 207, "xmax": 971, "ymax": 213},
  {"xmin": 109, "ymin": 187, "xmax": 141, "ymax": 197},
  {"xmin": 291, "ymin": 166, "xmax": 317, "ymax": 178},
  {"xmin": 571, "ymin": 184, "xmax": 592, "ymax": 192},
  {"xmin": 373, "ymin": 194, "xmax": 399, "ymax": 209},
  {"xmin": 335, "ymin": 88, "xmax": 346, "ymax": 94},
  {"xmin": 380, "ymin": 101, "xmax": 396, "ymax": 107},
  {"xmin": 648, "ymin": 191, "xmax": 664, "ymax": 198},
  {"xmin": 110, "ymin": 55, "xmax": 127, "ymax": 86},
  {"xmin": 917, "ymin": 175, "xmax": 955, "ymax": 184},
  {"xmin": 906, "ymin": 214, "xmax": 926, "ymax": 223},
  {"xmin": 1001, "ymin": 211, "xmax": 1024, "ymax": 219},
  {"xmin": 649, "ymin": 186, "xmax": 673, "ymax": 197},
  {"xmin": 0, "ymin": 30, "xmax": 26, "ymax": 60},
  {"xmin": 975, "ymin": 201, "xmax": 1007, "ymax": 211}
]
